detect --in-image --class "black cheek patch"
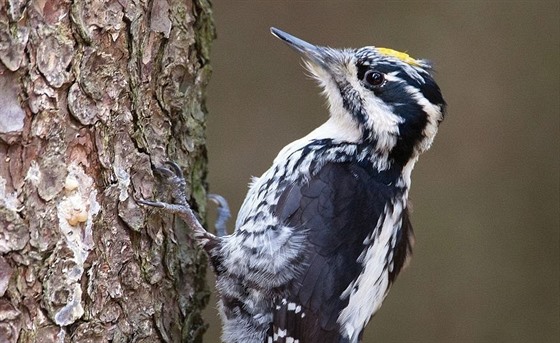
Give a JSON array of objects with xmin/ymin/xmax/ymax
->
[
  {"xmin": 390, "ymin": 105, "xmax": 428, "ymax": 165},
  {"xmin": 374, "ymin": 80, "xmax": 409, "ymax": 104},
  {"xmin": 419, "ymin": 76, "xmax": 445, "ymax": 109},
  {"xmin": 373, "ymin": 81, "xmax": 429, "ymax": 165}
]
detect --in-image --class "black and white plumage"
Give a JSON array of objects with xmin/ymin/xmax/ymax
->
[{"xmin": 140, "ymin": 28, "xmax": 445, "ymax": 343}]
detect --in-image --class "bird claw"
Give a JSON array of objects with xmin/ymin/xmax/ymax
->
[
  {"xmin": 138, "ymin": 161, "xmax": 229, "ymax": 244},
  {"xmin": 137, "ymin": 198, "xmax": 166, "ymax": 208},
  {"xmin": 153, "ymin": 161, "xmax": 185, "ymax": 181},
  {"xmin": 150, "ymin": 161, "xmax": 188, "ymax": 206},
  {"xmin": 138, "ymin": 161, "xmax": 217, "ymax": 248},
  {"xmin": 163, "ymin": 161, "xmax": 184, "ymax": 178},
  {"xmin": 138, "ymin": 161, "xmax": 191, "ymax": 213}
]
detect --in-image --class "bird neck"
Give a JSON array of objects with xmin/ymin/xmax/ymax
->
[{"xmin": 273, "ymin": 130, "xmax": 415, "ymax": 193}]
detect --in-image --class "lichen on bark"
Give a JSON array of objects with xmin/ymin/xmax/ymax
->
[{"xmin": 0, "ymin": 0, "xmax": 215, "ymax": 342}]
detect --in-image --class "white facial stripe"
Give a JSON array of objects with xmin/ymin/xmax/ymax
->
[
  {"xmin": 346, "ymin": 63, "xmax": 403, "ymax": 152},
  {"xmin": 385, "ymin": 72, "xmax": 405, "ymax": 83},
  {"xmin": 400, "ymin": 64, "xmax": 425, "ymax": 83}
]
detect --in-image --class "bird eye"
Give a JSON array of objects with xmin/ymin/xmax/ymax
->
[{"xmin": 363, "ymin": 70, "xmax": 385, "ymax": 88}]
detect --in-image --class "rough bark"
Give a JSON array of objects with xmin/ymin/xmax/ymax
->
[{"xmin": 0, "ymin": 0, "xmax": 214, "ymax": 342}]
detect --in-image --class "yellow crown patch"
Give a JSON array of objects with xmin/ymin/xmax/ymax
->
[{"xmin": 376, "ymin": 48, "xmax": 420, "ymax": 66}]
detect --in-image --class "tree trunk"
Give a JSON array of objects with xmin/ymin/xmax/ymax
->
[{"xmin": 0, "ymin": 0, "xmax": 214, "ymax": 342}]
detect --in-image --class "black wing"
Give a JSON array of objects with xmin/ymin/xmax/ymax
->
[{"xmin": 267, "ymin": 162, "xmax": 413, "ymax": 343}]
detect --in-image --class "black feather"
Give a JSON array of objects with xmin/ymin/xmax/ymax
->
[{"xmin": 268, "ymin": 162, "xmax": 410, "ymax": 342}]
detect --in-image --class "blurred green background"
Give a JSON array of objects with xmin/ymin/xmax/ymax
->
[{"xmin": 202, "ymin": 1, "xmax": 559, "ymax": 342}]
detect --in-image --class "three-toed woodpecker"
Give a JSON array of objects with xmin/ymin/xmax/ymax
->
[{"xmin": 140, "ymin": 28, "xmax": 446, "ymax": 343}]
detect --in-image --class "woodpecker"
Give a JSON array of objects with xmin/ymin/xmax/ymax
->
[{"xmin": 140, "ymin": 28, "xmax": 445, "ymax": 343}]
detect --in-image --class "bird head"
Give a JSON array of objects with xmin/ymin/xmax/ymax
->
[{"xmin": 271, "ymin": 27, "xmax": 446, "ymax": 167}]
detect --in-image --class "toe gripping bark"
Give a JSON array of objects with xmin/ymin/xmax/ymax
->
[{"xmin": 138, "ymin": 161, "xmax": 227, "ymax": 250}]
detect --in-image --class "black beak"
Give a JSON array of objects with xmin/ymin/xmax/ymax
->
[{"xmin": 270, "ymin": 27, "xmax": 328, "ymax": 68}]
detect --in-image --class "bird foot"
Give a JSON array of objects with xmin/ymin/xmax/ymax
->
[{"xmin": 138, "ymin": 161, "xmax": 216, "ymax": 246}]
